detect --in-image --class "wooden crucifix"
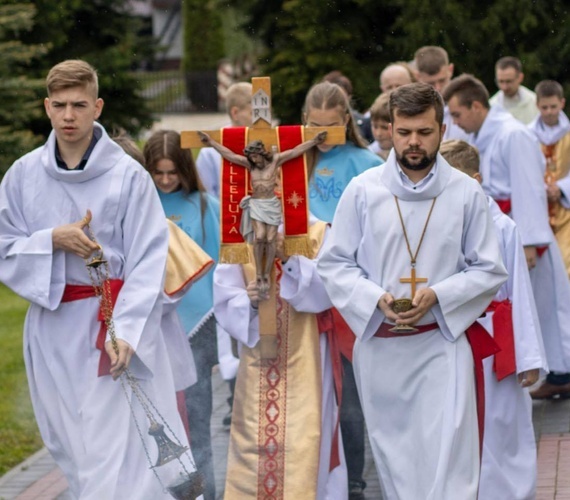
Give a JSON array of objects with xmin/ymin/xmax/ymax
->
[
  {"xmin": 181, "ymin": 77, "xmax": 346, "ymax": 359},
  {"xmin": 400, "ymin": 266, "xmax": 428, "ymax": 299}
]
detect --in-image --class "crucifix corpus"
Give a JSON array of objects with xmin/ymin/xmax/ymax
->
[
  {"xmin": 197, "ymin": 130, "xmax": 326, "ymax": 295},
  {"xmin": 181, "ymin": 77, "xmax": 345, "ymax": 358}
]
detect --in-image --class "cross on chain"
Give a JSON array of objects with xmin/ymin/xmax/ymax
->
[{"xmin": 400, "ymin": 266, "xmax": 428, "ymax": 299}]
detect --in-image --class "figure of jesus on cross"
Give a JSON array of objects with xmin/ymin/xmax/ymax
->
[{"xmin": 198, "ymin": 131, "xmax": 327, "ymax": 296}]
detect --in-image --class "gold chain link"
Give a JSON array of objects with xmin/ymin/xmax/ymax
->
[
  {"xmin": 84, "ymin": 222, "xmax": 156, "ymax": 423},
  {"xmin": 82, "ymin": 222, "xmax": 199, "ymax": 487}
]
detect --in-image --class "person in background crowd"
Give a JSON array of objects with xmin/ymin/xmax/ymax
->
[
  {"xmin": 490, "ymin": 56, "xmax": 539, "ymax": 124},
  {"xmin": 144, "ymin": 130, "xmax": 221, "ymax": 500}
]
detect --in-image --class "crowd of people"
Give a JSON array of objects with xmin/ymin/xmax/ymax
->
[{"xmin": 1, "ymin": 45, "xmax": 569, "ymax": 500}]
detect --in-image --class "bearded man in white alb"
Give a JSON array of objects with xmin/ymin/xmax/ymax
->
[{"xmin": 318, "ymin": 82, "xmax": 507, "ymax": 500}]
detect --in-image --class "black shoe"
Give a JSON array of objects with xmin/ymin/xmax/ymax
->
[
  {"xmin": 349, "ymin": 480, "xmax": 366, "ymax": 500},
  {"xmin": 222, "ymin": 410, "xmax": 232, "ymax": 427}
]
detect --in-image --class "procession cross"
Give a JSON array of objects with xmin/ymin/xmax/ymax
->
[{"xmin": 181, "ymin": 77, "xmax": 346, "ymax": 359}]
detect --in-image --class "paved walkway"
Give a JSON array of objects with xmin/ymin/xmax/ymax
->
[
  {"xmin": 0, "ymin": 368, "xmax": 381, "ymax": 499},
  {"xmin": 1, "ymin": 369, "xmax": 570, "ymax": 499}
]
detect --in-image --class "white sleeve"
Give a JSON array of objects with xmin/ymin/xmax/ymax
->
[
  {"xmin": 317, "ymin": 180, "xmax": 386, "ymax": 340},
  {"xmin": 504, "ymin": 221, "xmax": 548, "ymax": 373},
  {"xmin": 196, "ymin": 148, "xmax": 221, "ymax": 198},
  {"xmin": 0, "ymin": 162, "xmax": 66, "ymax": 310},
  {"xmin": 214, "ymin": 263, "xmax": 260, "ymax": 348},
  {"xmin": 430, "ymin": 185, "xmax": 508, "ymax": 340},
  {"xmin": 280, "ymin": 253, "xmax": 333, "ymax": 313},
  {"xmin": 557, "ymin": 175, "xmax": 570, "ymax": 209},
  {"xmin": 507, "ymin": 130, "xmax": 552, "ymax": 246}
]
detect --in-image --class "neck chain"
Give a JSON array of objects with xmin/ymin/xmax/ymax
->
[{"xmin": 394, "ymin": 196, "xmax": 437, "ymax": 268}]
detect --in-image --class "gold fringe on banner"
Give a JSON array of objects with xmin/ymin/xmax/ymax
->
[
  {"xmin": 284, "ymin": 235, "xmax": 313, "ymax": 259},
  {"xmin": 220, "ymin": 243, "xmax": 251, "ymax": 265}
]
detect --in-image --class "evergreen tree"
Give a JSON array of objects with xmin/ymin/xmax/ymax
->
[
  {"xmin": 182, "ymin": 0, "xmax": 225, "ymax": 111},
  {"xmin": 224, "ymin": 0, "xmax": 398, "ymax": 123},
  {"xmin": 386, "ymin": 0, "xmax": 570, "ymax": 98},
  {"xmin": 226, "ymin": 0, "xmax": 570, "ymax": 123},
  {"xmin": 0, "ymin": 3, "xmax": 47, "ymax": 177},
  {"xmin": 183, "ymin": 0, "xmax": 224, "ymax": 72}
]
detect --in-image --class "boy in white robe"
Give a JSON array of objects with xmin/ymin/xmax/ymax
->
[
  {"xmin": 444, "ymin": 74, "xmax": 570, "ymax": 400},
  {"xmin": 441, "ymin": 139, "xmax": 548, "ymax": 500},
  {"xmin": 528, "ymin": 80, "xmax": 570, "ymax": 277},
  {"xmin": 317, "ymin": 83, "xmax": 507, "ymax": 500},
  {"xmin": 214, "ymin": 220, "xmax": 348, "ymax": 500},
  {"xmin": 0, "ymin": 60, "xmax": 198, "ymax": 499}
]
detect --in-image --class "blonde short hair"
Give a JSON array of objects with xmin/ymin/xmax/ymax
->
[
  {"xmin": 46, "ymin": 60, "xmax": 99, "ymax": 98},
  {"xmin": 439, "ymin": 139, "xmax": 480, "ymax": 175},
  {"xmin": 226, "ymin": 82, "xmax": 252, "ymax": 113},
  {"xmin": 370, "ymin": 93, "xmax": 390, "ymax": 123}
]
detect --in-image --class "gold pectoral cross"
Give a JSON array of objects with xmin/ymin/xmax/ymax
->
[{"xmin": 400, "ymin": 266, "xmax": 428, "ymax": 299}]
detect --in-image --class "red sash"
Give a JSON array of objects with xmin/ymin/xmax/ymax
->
[
  {"xmin": 374, "ymin": 322, "xmax": 439, "ymax": 337},
  {"xmin": 327, "ymin": 307, "xmax": 356, "ymax": 362},
  {"xmin": 176, "ymin": 390, "xmax": 191, "ymax": 442},
  {"xmin": 465, "ymin": 322, "xmax": 500, "ymax": 456},
  {"xmin": 494, "ymin": 198, "xmax": 547, "ymax": 257},
  {"xmin": 495, "ymin": 199, "xmax": 512, "ymax": 215},
  {"xmin": 316, "ymin": 308, "xmax": 344, "ymax": 471},
  {"xmin": 486, "ymin": 300, "xmax": 516, "ymax": 381},
  {"xmin": 62, "ymin": 279, "xmax": 124, "ymax": 377}
]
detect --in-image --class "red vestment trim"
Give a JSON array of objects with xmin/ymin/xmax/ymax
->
[
  {"xmin": 465, "ymin": 322, "xmax": 500, "ymax": 457},
  {"xmin": 494, "ymin": 198, "xmax": 548, "ymax": 257},
  {"xmin": 220, "ymin": 127, "xmax": 249, "ymax": 263},
  {"xmin": 277, "ymin": 126, "xmax": 311, "ymax": 256},
  {"xmin": 62, "ymin": 279, "xmax": 124, "ymax": 377},
  {"xmin": 316, "ymin": 309, "xmax": 344, "ymax": 471},
  {"xmin": 166, "ymin": 259, "xmax": 214, "ymax": 297},
  {"xmin": 486, "ymin": 299, "xmax": 516, "ymax": 381}
]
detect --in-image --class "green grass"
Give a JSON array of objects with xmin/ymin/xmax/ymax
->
[{"xmin": 0, "ymin": 284, "xmax": 42, "ymax": 476}]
